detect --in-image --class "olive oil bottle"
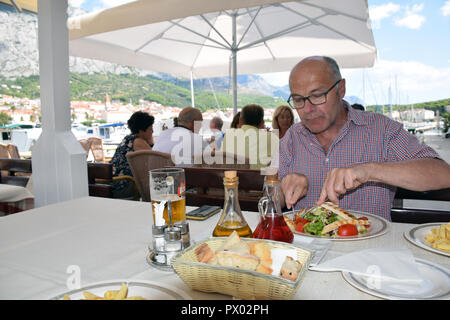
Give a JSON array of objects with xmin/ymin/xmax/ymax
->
[{"xmin": 212, "ymin": 171, "xmax": 252, "ymax": 238}]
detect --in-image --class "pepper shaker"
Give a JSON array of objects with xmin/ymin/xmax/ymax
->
[{"xmin": 174, "ymin": 221, "xmax": 190, "ymax": 249}]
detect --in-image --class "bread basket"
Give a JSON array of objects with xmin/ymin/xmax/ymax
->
[{"xmin": 171, "ymin": 237, "xmax": 314, "ymax": 300}]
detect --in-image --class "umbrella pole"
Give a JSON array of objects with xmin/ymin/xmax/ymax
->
[
  {"xmin": 190, "ymin": 71, "xmax": 195, "ymax": 108},
  {"xmin": 232, "ymin": 13, "xmax": 237, "ymax": 115}
]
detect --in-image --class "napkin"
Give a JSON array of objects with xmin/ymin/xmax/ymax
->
[
  {"xmin": 153, "ymin": 200, "xmax": 167, "ymax": 226},
  {"xmin": 311, "ymin": 248, "xmax": 425, "ymax": 285}
]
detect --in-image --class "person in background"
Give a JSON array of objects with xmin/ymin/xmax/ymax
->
[
  {"xmin": 153, "ymin": 107, "xmax": 208, "ymax": 164},
  {"xmin": 221, "ymin": 104, "xmax": 277, "ymax": 170},
  {"xmin": 351, "ymin": 103, "xmax": 365, "ymax": 111},
  {"xmin": 272, "ymin": 105, "xmax": 295, "ymax": 139},
  {"xmin": 110, "ymin": 111, "xmax": 154, "ymax": 198},
  {"xmin": 279, "ymin": 55, "xmax": 450, "ymax": 220},
  {"xmin": 209, "ymin": 116, "xmax": 225, "ymax": 149},
  {"xmin": 230, "ymin": 111, "xmax": 242, "ymax": 129}
]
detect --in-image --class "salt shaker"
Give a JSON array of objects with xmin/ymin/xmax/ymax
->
[
  {"xmin": 152, "ymin": 223, "xmax": 167, "ymax": 253},
  {"xmin": 174, "ymin": 221, "xmax": 190, "ymax": 249},
  {"xmin": 164, "ymin": 227, "xmax": 182, "ymax": 265}
]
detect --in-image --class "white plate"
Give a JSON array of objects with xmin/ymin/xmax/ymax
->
[
  {"xmin": 342, "ymin": 259, "xmax": 450, "ymax": 300},
  {"xmin": 404, "ymin": 222, "xmax": 450, "ymax": 257},
  {"xmin": 50, "ymin": 280, "xmax": 192, "ymax": 300},
  {"xmin": 287, "ymin": 210, "xmax": 390, "ymax": 241}
]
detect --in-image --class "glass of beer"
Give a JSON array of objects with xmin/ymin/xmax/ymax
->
[{"xmin": 150, "ymin": 168, "xmax": 186, "ymax": 226}]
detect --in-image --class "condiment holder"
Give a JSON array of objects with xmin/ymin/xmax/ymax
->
[{"xmin": 148, "ymin": 222, "xmax": 191, "ymax": 271}]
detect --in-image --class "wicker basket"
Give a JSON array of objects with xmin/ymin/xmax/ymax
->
[{"xmin": 172, "ymin": 237, "xmax": 314, "ymax": 300}]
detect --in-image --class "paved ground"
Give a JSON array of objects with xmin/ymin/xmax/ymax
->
[{"xmin": 423, "ymin": 134, "xmax": 450, "ymax": 163}]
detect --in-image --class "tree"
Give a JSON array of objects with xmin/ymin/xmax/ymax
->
[{"xmin": 0, "ymin": 112, "xmax": 12, "ymax": 126}]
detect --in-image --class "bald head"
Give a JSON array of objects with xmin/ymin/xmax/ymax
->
[
  {"xmin": 289, "ymin": 56, "xmax": 341, "ymax": 87},
  {"xmin": 178, "ymin": 107, "xmax": 203, "ymax": 132}
]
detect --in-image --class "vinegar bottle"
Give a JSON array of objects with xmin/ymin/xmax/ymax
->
[
  {"xmin": 253, "ymin": 173, "xmax": 293, "ymax": 243},
  {"xmin": 212, "ymin": 171, "xmax": 253, "ymax": 238}
]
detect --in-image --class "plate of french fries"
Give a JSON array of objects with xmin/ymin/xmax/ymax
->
[
  {"xmin": 404, "ymin": 222, "xmax": 450, "ymax": 257},
  {"xmin": 50, "ymin": 280, "xmax": 192, "ymax": 300}
]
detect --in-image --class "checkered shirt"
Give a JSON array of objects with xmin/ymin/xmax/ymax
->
[{"xmin": 278, "ymin": 104, "xmax": 441, "ymax": 220}]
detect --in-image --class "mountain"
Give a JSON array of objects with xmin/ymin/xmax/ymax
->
[{"xmin": 0, "ymin": 3, "xmax": 289, "ymax": 99}]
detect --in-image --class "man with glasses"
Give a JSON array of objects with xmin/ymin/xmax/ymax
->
[{"xmin": 278, "ymin": 56, "xmax": 450, "ymax": 220}]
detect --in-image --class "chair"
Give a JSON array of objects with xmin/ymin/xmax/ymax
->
[
  {"xmin": 87, "ymin": 162, "xmax": 139, "ymax": 200},
  {"xmin": 391, "ymin": 187, "xmax": 450, "ymax": 224},
  {"xmin": 126, "ymin": 150, "xmax": 175, "ymax": 202},
  {"xmin": 78, "ymin": 139, "xmax": 92, "ymax": 157},
  {"xmin": 0, "ymin": 158, "xmax": 32, "ymax": 187},
  {"xmin": 6, "ymin": 144, "xmax": 20, "ymax": 159},
  {"xmin": 193, "ymin": 150, "xmax": 250, "ymax": 169},
  {"xmin": 175, "ymin": 166, "xmax": 265, "ymax": 211},
  {"xmin": 88, "ymin": 137, "xmax": 105, "ymax": 162},
  {"xmin": 0, "ymin": 144, "xmax": 10, "ymax": 158}
]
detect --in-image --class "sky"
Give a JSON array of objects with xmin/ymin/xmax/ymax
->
[{"xmin": 69, "ymin": 0, "xmax": 450, "ymax": 106}]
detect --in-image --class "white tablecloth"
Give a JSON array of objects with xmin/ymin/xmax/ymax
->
[
  {"xmin": 0, "ymin": 196, "xmax": 448, "ymax": 300},
  {"xmin": 0, "ymin": 184, "xmax": 33, "ymax": 202}
]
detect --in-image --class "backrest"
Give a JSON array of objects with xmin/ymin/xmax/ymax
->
[
  {"xmin": 0, "ymin": 144, "xmax": 10, "ymax": 158},
  {"xmin": 126, "ymin": 150, "xmax": 175, "ymax": 202},
  {"xmin": 78, "ymin": 139, "xmax": 92, "ymax": 155},
  {"xmin": 87, "ymin": 162, "xmax": 113, "ymax": 198},
  {"xmin": 392, "ymin": 187, "xmax": 450, "ymax": 223},
  {"xmin": 192, "ymin": 150, "xmax": 250, "ymax": 169},
  {"xmin": 0, "ymin": 158, "xmax": 32, "ymax": 187},
  {"xmin": 6, "ymin": 144, "xmax": 20, "ymax": 159},
  {"xmin": 175, "ymin": 166, "xmax": 265, "ymax": 211},
  {"xmin": 88, "ymin": 137, "xmax": 105, "ymax": 162}
]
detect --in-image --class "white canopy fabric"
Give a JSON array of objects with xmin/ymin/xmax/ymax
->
[{"xmin": 68, "ymin": 0, "xmax": 377, "ymax": 111}]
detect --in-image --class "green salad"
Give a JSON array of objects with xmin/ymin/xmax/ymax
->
[{"xmin": 302, "ymin": 207, "xmax": 340, "ymax": 236}]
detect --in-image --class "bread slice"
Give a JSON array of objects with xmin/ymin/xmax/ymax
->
[
  {"xmin": 216, "ymin": 230, "xmax": 242, "ymax": 252},
  {"xmin": 195, "ymin": 243, "xmax": 216, "ymax": 264},
  {"xmin": 256, "ymin": 263, "xmax": 273, "ymax": 275},
  {"xmin": 249, "ymin": 241, "xmax": 272, "ymax": 267},
  {"xmin": 279, "ymin": 256, "xmax": 302, "ymax": 281},
  {"xmin": 215, "ymin": 251, "xmax": 260, "ymax": 271}
]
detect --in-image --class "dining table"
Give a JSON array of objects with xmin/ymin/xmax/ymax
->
[{"xmin": 0, "ymin": 196, "xmax": 448, "ymax": 300}]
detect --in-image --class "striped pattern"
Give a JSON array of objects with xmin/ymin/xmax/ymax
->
[{"xmin": 278, "ymin": 104, "xmax": 440, "ymax": 220}]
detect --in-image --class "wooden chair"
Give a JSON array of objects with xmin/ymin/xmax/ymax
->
[
  {"xmin": 6, "ymin": 144, "xmax": 20, "ymax": 159},
  {"xmin": 192, "ymin": 150, "xmax": 250, "ymax": 169},
  {"xmin": 87, "ymin": 162, "xmax": 139, "ymax": 200},
  {"xmin": 175, "ymin": 166, "xmax": 265, "ymax": 212},
  {"xmin": 0, "ymin": 144, "xmax": 10, "ymax": 158},
  {"xmin": 78, "ymin": 139, "xmax": 92, "ymax": 157},
  {"xmin": 88, "ymin": 137, "xmax": 105, "ymax": 162},
  {"xmin": 126, "ymin": 150, "xmax": 175, "ymax": 202},
  {"xmin": 0, "ymin": 158, "xmax": 32, "ymax": 187},
  {"xmin": 391, "ymin": 187, "xmax": 450, "ymax": 224}
]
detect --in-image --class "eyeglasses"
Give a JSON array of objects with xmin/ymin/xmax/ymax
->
[{"xmin": 287, "ymin": 79, "xmax": 342, "ymax": 110}]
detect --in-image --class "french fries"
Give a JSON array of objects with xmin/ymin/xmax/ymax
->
[
  {"xmin": 424, "ymin": 222, "xmax": 450, "ymax": 253},
  {"xmin": 63, "ymin": 283, "xmax": 146, "ymax": 300}
]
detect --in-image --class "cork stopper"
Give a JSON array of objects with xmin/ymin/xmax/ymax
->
[
  {"xmin": 224, "ymin": 171, "xmax": 237, "ymax": 178},
  {"xmin": 265, "ymin": 174, "xmax": 279, "ymax": 184},
  {"xmin": 223, "ymin": 170, "xmax": 239, "ymax": 186}
]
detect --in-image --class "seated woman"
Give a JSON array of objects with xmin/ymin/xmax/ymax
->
[
  {"xmin": 272, "ymin": 105, "xmax": 294, "ymax": 139},
  {"xmin": 110, "ymin": 111, "xmax": 155, "ymax": 198},
  {"xmin": 230, "ymin": 111, "xmax": 242, "ymax": 129}
]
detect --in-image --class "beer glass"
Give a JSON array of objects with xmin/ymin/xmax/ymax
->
[{"xmin": 149, "ymin": 168, "xmax": 186, "ymax": 226}]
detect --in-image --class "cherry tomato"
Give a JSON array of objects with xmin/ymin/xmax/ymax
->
[
  {"xmin": 295, "ymin": 218, "xmax": 310, "ymax": 233},
  {"xmin": 337, "ymin": 224, "xmax": 358, "ymax": 236}
]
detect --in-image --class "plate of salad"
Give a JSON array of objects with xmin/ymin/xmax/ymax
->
[{"xmin": 284, "ymin": 202, "xmax": 390, "ymax": 241}]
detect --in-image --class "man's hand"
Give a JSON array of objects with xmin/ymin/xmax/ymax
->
[
  {"xmin": 280, "ymin": 173, "xmax": 309, "ymax": 209},
  {"xmin": 317, "ymin": 164, "xmax": 371, "ymax": 205}
]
